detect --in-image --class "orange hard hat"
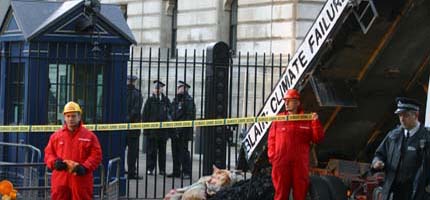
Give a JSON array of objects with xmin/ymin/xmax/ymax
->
[
  {"xmin": 63, "ymin": 101, "xmax": 82, "ymax": 115},
  {"xmin": 284, "ymin": 89, "xmax": 300, "ymax": 100}
]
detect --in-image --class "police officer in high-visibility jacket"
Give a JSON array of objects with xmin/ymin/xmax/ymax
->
[
  {"xmin": 267, "ymin": 89, "xmax": 324, "ymax": 200},
  {"xmin": 44, "ymin": 101, "xmax": 102, "ymax": 200}
]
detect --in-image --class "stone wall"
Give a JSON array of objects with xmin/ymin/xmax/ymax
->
[{"xmin": 101, "ymin": 0, "xmax": 325, "ymax": 56}]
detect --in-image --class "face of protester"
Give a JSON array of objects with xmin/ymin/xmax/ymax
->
[
  {"xmin": 64, "ymin": 112, "xmax": 81, "ymax": 131},
  {"xmin": 398, "ymin": 111, "xmax": 419, "ymax": 130},
  {"xmin": 284, "ymin": 98, "xmax": 300, "ymax": 113}
]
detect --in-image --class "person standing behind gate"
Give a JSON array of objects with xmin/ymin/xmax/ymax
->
[
  {"xmin": 142, "ymin": 80, "xmax": 171, "ymax": 175},
  {"xmin": 267, "ymin": 89, "xmax": 324, "ymax": 200},
  {"xmin": 44, "ymin": 101, "xmax": 102, "ymax": 200},
  {"xmin": 126, "ymin": 75, "xmax": 143, "ymax": 179},
  {"xmin": 372, "ymin": 97, "xmax": 430, "ymax": 200},
  {"xmin": 167, "ymin": 81, "xmax": 196, "ymax": 179}
]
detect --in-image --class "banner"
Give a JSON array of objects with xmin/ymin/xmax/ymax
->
[{"xmin": 242, "ymin": 0, "xmax": 350, "ymax": 159}]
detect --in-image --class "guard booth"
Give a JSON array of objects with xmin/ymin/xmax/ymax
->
[{"xmin": 0, "ymin": 0, "xmax": 135, "ymax": 195}]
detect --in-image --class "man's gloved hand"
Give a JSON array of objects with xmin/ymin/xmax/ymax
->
[
  {"xmin": 72, "ymin": 164, "xmax": 86, "ymax": 176},
  {"xmin": 64, "ymin": 160, "xmax": 79, "ymax": 173},
  {"xmin": 54, "ymin": 159, "xmax": 67, "ymax": 171}
]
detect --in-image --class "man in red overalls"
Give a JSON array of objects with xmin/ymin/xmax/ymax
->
[
  {"xmin": 44, "ymin": 101, "xmax": 102, "ymax": 200},
  {"xmin": 268, "ymin": 89, "xmax": 324, "ymax": 200}
]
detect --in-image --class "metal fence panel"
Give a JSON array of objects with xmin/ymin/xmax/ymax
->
[
  {"xmin": 105, "ymin": 157, "xmax": 120, "ymax": 200},
  {"xmin": 0, "ymin": 142, "xmax": 44, "ymax": 199}
]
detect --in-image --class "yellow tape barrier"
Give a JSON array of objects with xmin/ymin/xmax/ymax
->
[{"xmin": 0, "ymin": 114, "xmax": 313, "ymax": 133}]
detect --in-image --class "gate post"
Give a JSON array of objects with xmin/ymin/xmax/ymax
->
[{"xmin": 202, "ymin": 42, "xmax": 230, "ymax": 175}]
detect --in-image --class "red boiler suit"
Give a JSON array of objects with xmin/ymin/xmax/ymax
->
[
  {"xmin": 268, "ymin": 110, "xmax": 324, "ymax": 200},
  {"xmin": 44, "ymin": 122, "xmax": 102, "ymax": 200}
]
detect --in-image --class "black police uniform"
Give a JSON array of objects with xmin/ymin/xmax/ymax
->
[
  {"xmin": 168, "ymin": 83, "xmax": 196, "ymax": 178},
  {"xmin": 372, "ymin": 97, "xmax": 430, "ymax": 200},
  {"xmin": 142, "ymin": 81, "xmax": 171, "ymax": 175},
  {"xmin": 126, "ymin": 76, "xmax": 143, "ymax": 179}
]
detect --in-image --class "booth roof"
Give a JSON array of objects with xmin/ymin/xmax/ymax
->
[{"xmin": 6, "ymin": 0, "xmax": 135, "ymax": 43}]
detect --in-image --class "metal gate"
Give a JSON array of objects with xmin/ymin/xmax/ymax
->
[
  {"xmin": 123, "ymin": 45, "xmax": 289, "ymax": 199},
  {"xmin": 0, "ymin": 43, "xmax": 289, "ymax": 199}
]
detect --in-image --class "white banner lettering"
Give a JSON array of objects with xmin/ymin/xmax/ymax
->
[{"xmin": 243, "ymin": 0, "xmax": 350, "ymax": 159}]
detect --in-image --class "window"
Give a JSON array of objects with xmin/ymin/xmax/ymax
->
[
  {"xmin": 48, "ymin": 63, "xmax": 104, "ymax": 124},
  {"xmin": 171, "ymin": 0, "xmax": 178, "ymax": 58},
  {"xmin": 6, "ymin": 62, "xmax": 24, "ymax": 124},
  {"xmin": 229, "ymin": 0, "xmax": 238, "ymax": 55}
]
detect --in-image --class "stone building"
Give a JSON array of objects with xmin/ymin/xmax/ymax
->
[
  {"xmin": 100, "ymin": 0, "xmax": 325, "ymax": 58},
  {"xmin": 96, "ymin": 0, "xmax": 326, "ymax": 118}
]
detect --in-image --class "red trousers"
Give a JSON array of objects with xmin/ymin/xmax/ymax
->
[
  {"xmin": 271, "ymin": 162, "xmax": 309, "ymax": 200},
  {"xmin": 51, "ymin": 182, "xmax": 92, "ymax": 200}
]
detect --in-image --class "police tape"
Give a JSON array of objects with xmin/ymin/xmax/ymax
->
[{"xmin": 0, "ymin": 114, "xmax": 313, "ymax": 133}]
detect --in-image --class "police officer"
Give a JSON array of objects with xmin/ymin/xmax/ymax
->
[
  {"xmin": 126, "ymin": 75, "xmax": 143, "ymax": 179},
  {"xmin": 142, "ymin": 80, "xmax": 171, "ymax": 175},
  {"xmin": 372, "ymin": 97, "xmax": 430, "ymax": 200},
  {"xmin": 167, "ymin": 81, "xmax": 196, "ymax": 179}
]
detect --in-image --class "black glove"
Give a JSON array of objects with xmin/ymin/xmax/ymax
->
[
  {"xmin": 72, "ymin": 164, "xmax": 87, "ymax": 176},
  {"xmin": 54, "ymin": 159, "xmax": 67, "ymax": 171}
]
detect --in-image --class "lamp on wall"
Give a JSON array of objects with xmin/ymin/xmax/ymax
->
[
  {"xmin": 91, "ymin": 40, "xmax": 102, "ymax": 56},
  {"xmin": 75, "ymin": 0, "xmax": 103, "ymax": 58},
  {"xmin": 87, "ymin": 0, "xmax": 102, "ymax": 58},
  {"xmin": 76, "ymin": 0, "xmax": 100, "ymax": 32}
]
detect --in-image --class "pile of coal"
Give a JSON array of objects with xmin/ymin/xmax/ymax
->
[
  {"xmin": 209, "ymin": 167, "xmax": 274, "ymax": 200},
  {"xmin": 209, "ymin": 164, "xmax": 348, "ymax": 200}
]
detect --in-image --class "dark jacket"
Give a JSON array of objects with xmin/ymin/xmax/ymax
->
[
  {"xmin": 411, "ymin": 127, "xmax": 430, "ymax": 200},
  {"xmin": 127, "ymin": 84, "xmax": 143, "ymax": 123},
  {"xmin": 142, "ymin": 93, "xmax": 171, "ymax": 137},
  {"xmin": 373, "ymin": 124, "xmax": 430, "ymax": 200},
  {"xmin": 171, "ymin": 92, "xmax": 196, "ymax": 140}
]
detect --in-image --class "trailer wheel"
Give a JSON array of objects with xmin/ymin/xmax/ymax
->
[
  {"xmin": 320, "ymin": 175, "xmax": 348, "ymax": 200},
  {"xmin": 307, "ymin": 176, "xmax": 332, "ymax": 200}
]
